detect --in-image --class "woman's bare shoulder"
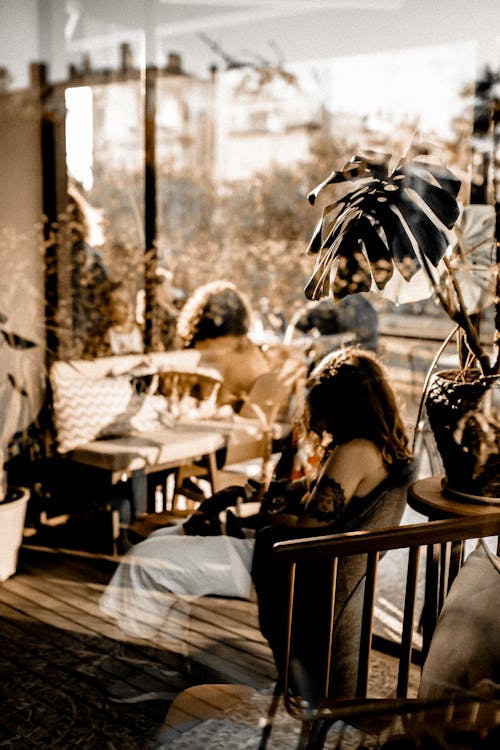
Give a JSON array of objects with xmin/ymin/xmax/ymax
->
[
  {"xmin": 323, "ymin": 439, "xmax": 388, "ymax": 498},
  {"xmin": 330, "ymin": 438, "xmax": 382, "ymax": 460},
  {"xmin": 323, "ymin": 439, "xmax": 384, "ymax": 479}
]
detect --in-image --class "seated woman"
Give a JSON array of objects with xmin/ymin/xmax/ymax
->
[
  {"xmin": 99, "ymin": 348, "xmax": 414, "ymax": 665},
  {"xmin": 176, "ymin": 280, "xmax": 272, "ymax": 409},
  {"xmin": 230, "ymin": 346, "xmax": 411, "ymax": 533}
]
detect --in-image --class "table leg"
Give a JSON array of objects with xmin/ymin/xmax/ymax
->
[{"xmin": 130, "ymin": 468, "xmax": 148, "ymax": 516}]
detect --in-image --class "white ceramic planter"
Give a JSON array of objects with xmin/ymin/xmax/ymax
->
[{"xmin": 0, "ymin": 487, "xmax": 29, "ymax": 582}]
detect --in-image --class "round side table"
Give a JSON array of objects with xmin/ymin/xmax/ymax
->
[{"xmin": 408, "ymin": 475, "xmax": 500, "ymax": 520}]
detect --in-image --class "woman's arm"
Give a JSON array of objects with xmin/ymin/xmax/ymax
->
[
  {"xmin": 296, "ymin": 439, "xmax": 387, "ymax": 528},
  {"xmin": 260, "ymin": 476, "xmax": 310, "ymax": 513}
]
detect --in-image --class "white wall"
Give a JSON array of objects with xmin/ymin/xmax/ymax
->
[
  {"xmin": 0, "ymin": 85, "xmax": 45, "ymax": 452},
  {"xmin": 0, "ymin": 0, "xmax": 40, "ymax": 89}
]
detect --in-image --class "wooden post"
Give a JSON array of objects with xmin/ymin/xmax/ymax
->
[
  {"xmin": 32, "ymin": 62, "xmax": 67, "ymax": 365},
  {"xmin": 144, "ymin": 65, "xmax": 157, "ymax": 351},
  {"xmin": 494, "ymin": 99, "xmax": 500, "ymax": 367}
]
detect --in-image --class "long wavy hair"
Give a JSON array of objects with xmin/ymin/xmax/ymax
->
[
  {"xmin": 177, "ymin": 280, "xmax": 254, "ymax": 348},
  {"xmin": 305, "ymin": 347, "xmax": 412, "ymax": 468}
]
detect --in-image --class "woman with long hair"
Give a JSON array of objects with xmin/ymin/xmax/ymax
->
[
  {"xmin": 100, "ymin": 346, "xmax": 414, "ymax": 675},
  {"xmin": 224, "ymin": 346, "xmax": 413, "ymax": 535},
  {"xmin": 248, "ymin": 346, "xmax": 415, "ymax": 702}
]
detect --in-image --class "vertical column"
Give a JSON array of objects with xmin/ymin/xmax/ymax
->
[
  {"xmin": 144, "ymin": 64, "xmax": 157, "ymax": 351},
  {"xmin": 32, "ymin": 62, "xmax": 67, "ymax": 365},
  {"xmin": 494, "ymin": 99, "xmax": 500, "ymax": 360}
]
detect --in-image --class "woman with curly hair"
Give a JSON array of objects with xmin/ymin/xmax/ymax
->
[{"xmin": 176, "ymin": 280, "xmax": 272, "ymax": 409}]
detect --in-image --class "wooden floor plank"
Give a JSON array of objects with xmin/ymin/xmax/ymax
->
[
  {"xmin": 0, "ymin": 542, "xmax": 278, "ymax": 748},
  {"xmin": 16, "ymin": 546, "xmax": 276, "ymax": 685}
]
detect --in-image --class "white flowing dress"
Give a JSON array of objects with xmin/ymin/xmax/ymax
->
[{"xmin": 99, "ymin": 524, "xmax": 255, "ymax": 647}]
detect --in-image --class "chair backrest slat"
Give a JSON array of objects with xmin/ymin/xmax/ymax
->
[
  {"xmin": 397, "ymin": 545, "xmax": 420, "ymax": 697},
  {"xmin": 324, "ymin": 558, "xmax": 339, "ymax": 697},
  {"xmin": 356, "ymin": 550, "xmax": 379, "ymax": 697},
  {"xmin": 446, "ymin": 539, "xmax": 464, "ymax": 594},
  {"xmin": 283, "ymin": 562, "xmax": 297, "ymax": 696}
]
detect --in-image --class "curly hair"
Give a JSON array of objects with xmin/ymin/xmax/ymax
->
[
  {"xmin": 305, "ymin": 347, "xmax": 412, "ymax": 468},
  {"xmin": 176, "ymin": 280, "xmax": 254, "ymax": 348}
]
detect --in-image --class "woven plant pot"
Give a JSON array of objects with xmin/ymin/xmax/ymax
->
[{"xmin": 426, "ymin": 370, "xmax": 500, "ymax": 499}]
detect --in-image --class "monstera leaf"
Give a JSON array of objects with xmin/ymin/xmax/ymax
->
[
  {"xmin": 304, "ymin": 152, "xmax": 462, "ymax": 302},
  {"xmin": 446, "ymin": 203, "xmax": 497, "ymax": 315}
]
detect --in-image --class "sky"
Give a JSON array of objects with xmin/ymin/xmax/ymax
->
[
  {"xmin": 63, "ymin": 1, "xmax": 497, "ymax": 142},
  {"xmin": 2, "ymin": 1, "xmax": 499, "ymax": 92}
]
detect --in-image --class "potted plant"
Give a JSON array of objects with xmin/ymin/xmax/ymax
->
[
  {"xmin": 303, "ymin": 151, "xmax": 499, "ymax": 498},
  {"xmin": 0, "ymin": 312, "xmax": 37, "ymax": 580}
]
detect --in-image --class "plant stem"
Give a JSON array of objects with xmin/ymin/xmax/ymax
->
[{"xmin": 442, "ymin": 256, "xmax": 493, "ymax": 375}]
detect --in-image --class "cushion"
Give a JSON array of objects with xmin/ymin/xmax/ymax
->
[
  {"xmin": 98, "ymin": 394, "xmax": 174, "ymax": 438},
  {"xmin": 418, "ymin": 540, "xmax": 500, "ymax": 699},
  {"xmin": 51, "ymin": 373, "xmax": 134, "ymax": 453},
  {"xmin": 69, "ymin": 427, "xmax": 227, "ymax": 473}
]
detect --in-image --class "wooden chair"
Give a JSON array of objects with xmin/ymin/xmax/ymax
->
[
  {"xmin": 175, "ymin": 350, "xmax": 307, "ymax": 494},
  {"xmin": 162, "ymin": 512, "xmax": 500, "ymax": 749},
  {"xmin": 271, "ymin": 512, "xmax": 500, "ymax": 748},
  {"xmin": 156, "ymin": 367, "xmax": 223, "ymax": 419}
]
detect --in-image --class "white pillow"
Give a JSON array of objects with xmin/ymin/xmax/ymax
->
[
  {"xmin": 52, "ymin": 374, "xmax": 134, "ymax": 453},
  {"xmin": 418, "ymin": 541, "xmax": 500, "ymax": 699},
  {"xmin": 98, "ymin": 394, "xmax": 174, "ymax": 437}
]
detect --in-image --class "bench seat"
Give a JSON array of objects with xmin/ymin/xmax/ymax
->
[{"xmin": 69, "ymin": 427, "xmax": 226, "ymax": 476}]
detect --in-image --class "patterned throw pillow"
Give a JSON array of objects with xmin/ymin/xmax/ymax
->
[{"xmin": 52, "ymin": 374, "xmax": 135, "ymax": 453}]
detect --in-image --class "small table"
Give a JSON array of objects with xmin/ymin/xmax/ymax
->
[{"xmin": 408, "ymin": 475, "xmax": 500, "ymax": 520}]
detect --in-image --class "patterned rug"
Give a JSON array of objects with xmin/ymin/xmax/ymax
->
[{"xmin": 157, "ymin": 653, "xmax": 421, "ymax": 749}]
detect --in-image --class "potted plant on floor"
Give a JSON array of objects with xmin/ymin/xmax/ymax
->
[
  {"xmin": 303, "ymin": 150, "xmax": 498, "ymax": 498},
  {"xmin": 0, "ymin": 313, "xmax": 37, "ymax": 580}
]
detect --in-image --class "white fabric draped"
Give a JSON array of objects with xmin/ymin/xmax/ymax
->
[{"xmin": 100, "ymin": 524, "xmax": 255, "ymax": 644}]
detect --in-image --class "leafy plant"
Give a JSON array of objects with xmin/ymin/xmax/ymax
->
[
  {"xmin": 0, "ymin": 312, "xmax": 38, "ymax": 498},
  {"xmin": 304, "ymin": 151, "xmax": 499, "ymax": 377}
]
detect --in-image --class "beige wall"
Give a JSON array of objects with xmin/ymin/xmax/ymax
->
[{"xmin": 0, "ymin": 87, "xmax": 45, "ymax": 454}]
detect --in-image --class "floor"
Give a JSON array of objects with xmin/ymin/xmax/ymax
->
[
  {"xmin": 0, "ymin": 354, "xmax": 430, "ymax": 748},
  {"xmin": 0, "ymin": 539, "xmax": 276, "ymax": 749},
  {"xmin": 0, "ymin": 519, "xmax": 426, "ymax": 750}
]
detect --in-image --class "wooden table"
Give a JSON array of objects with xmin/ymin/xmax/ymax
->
[{"xmin": 408, "ymin": 475, "xmax": 500, "ymax": 520}]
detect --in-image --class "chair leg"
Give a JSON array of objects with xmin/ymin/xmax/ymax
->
[
  {"xmin": 105, "ymin": 504, "xmax": 121, "ymax": 557},
  {"xmin": 257, "ymin": 680, "xmax": 282, "ymax": 750},
  {"xmin": 130, "ymin": 468, "xmax": 148, "ymax": 516},
  {"xmin": 303, "ymin": 718, "xmax": 330, "ymax": 750}
]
